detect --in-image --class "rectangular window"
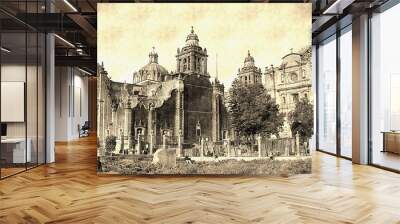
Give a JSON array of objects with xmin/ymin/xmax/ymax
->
[
  {"xmin": 370, "ymin": 3, "xmax": 400, "ymax": 171},
  {"xmin": 292, "ymin": 93, "xmax": 299, "ymax": 104},
  {"xmin": 317, "ymin": 35, "xmax": 337, "ymax": 154},
  {"xmin": 0, "ymin": 1, "xmax": 47, "ymax": 179},
  {"xmin": 339, "ymin": 26, "xmax": 352, "ymax": 158}
]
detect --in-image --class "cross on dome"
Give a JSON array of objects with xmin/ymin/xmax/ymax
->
[
  {"xmin": 148, "ymin": 47, "xmax": 158, "ymax": 63},
  {"xmin": 185, "ymin": 26, "xmax": 199, "ymax": 46}
]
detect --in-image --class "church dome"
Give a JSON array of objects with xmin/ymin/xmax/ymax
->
[
  {"xmin": 243, "ymin": 50, "xmax": 255, "ymax": 67},
  {"xmin": 140, "ymin": 62, "xmax": 168, "ymax": 76},
  {"xmin": 133, "ymin": 47, "xmax": 168, "ymax": 84},
  {"xmin": 281, "ymin": 49, "xmax": 301, "ymax": 68},
  {"xmin": 185, "ymin": 26, "xmax": 199, "ymax": 46}
]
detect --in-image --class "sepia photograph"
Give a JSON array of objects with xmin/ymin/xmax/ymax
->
[{"xmin": 97, "ymin": 3, "xmax": 312, "ymax": 176}]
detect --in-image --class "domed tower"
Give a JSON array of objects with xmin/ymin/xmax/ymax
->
[
  {"xmin": 133, "ymin": 47, "xmax": 169, "ymax": 84},
  {"xmin": 237, "ymin": 50, "xmax": 262, "ymax": 85},
  {"xmin": 176, "ymin": 26, "xmax": 209, "ymax": 77}
]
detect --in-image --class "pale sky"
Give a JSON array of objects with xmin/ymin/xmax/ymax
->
[{"xmin": 98, "ymin": 3, "xmax": 311, "ymax": 87}]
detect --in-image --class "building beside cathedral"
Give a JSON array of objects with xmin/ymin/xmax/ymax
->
[
  {"xmin": 233, "ymin": 48, "xmax": 312, "ymax": 138},
  {"xmin": 97, "ymin": 27, "xmax": 227, "ymax": 156},
  {"xmin": 264, "ymin": 48, "xmax": 313, "ymax": 137}
]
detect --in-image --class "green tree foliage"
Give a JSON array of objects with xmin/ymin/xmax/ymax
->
[
  {"xmin": 227, "ymin": 79, "xmax": 284, "ymax": 138},
  {"xmin": 288, "ymin": 98, "xmax": 314, "ymax": 141}
]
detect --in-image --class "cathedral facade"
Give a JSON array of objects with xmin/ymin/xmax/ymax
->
[
  {"xmin": 235, "ymin": 48, "xmax": 312, "ymax": 138},
  {"xmin": 264, "ymin": 49, "xmax": 313, "ymax": 137},
  {"xmin": 97, "ymin": 27, "xmax": 227, "ymax": 156}
]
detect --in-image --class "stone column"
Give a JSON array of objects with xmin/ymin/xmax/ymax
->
[
  {"xmin": 212, "ymin": 93, "xmax": 218, "ymax": 142},
  {"xmin": 101, "ymin": 98, "xmax": 106, "ymax": 147},
  {"xmin": 296, "ymin": 132, "xmax": 300, "ymax": 156},
  {"xmin": 98, "ymin": 100, "xmax": 104, "ymax": 145},
  {"xmin": 177, "ymin": 130, "xmax": 183, "ymax": 157},
  {"xmin": 257, "ymin": 135, "xmax": 262, "ymax": 158},
  {"xmin": 204, "ymin": 57, "xmax": 207, "ymax": 75},
  {"xmin": 226, "ymin": 139, "xmax": 230, "ymax": 157},
  {"xmin": 103, "ymin": 94, "xmax": 109, "ymax": 144},
  {"xmin": 190, "ymin": 54, "xmax": 195, "ymax": 72},
  {"xmin": 136, "ymin": 133, "xmax": 141, "ymax": 155},
  {"xmin": 124, "ymin": 106, "xmax": 132, "ymax": 151},
  {"xmin": 284, "ymin": 139, "xmax": 289, "ymax": 156},
  {"xmin": 119, "ymin": 128, "xmax": 124, "ymax": 154},
  {"xmin": 291, "ymin": 138, "xmax": 295, "ymax": 156},
  {"xmin": 111, "ymin": 104, "xmax": 118, "ymax": 136},
  {"xmin": 163, "ymin": 134, "xmax": 167, "ymax": 150},
  {"xmin": 200, "ymin": 138, "xmax": 204, "ymax": 157},
  {"xmin": 149, "ymin": 130, "xmax": 154, "ymax": 155},
  {"xmin": 148, "ymin": 106, "xmax": 154, "ymax": 148},
  {"xmin": 175, "ymin": 80, "xmax": 184, "ymax": 141}
]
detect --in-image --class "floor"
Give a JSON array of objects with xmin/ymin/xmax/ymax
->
[
  {"xmin": 0, "ymin": 167, "xmax": 26, "ymax": 178},
  {"xmin": 372, "ymin": 150, "xmax": 400, "ymax": 171},
  {"xmin": 0, "ymin": 135, "xmax": 400, "ymax": 223}
]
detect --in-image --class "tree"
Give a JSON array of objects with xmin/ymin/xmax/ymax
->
[
  {"xmin": 288, "ymin": 98, "xmax": 314, "ymax": 142},
  {"xmin": 227, "ymin": 79, "xmax": 284, "ymax": 139},
  {"xmin": 300, "ymin": 45, "xmax": 312, "ymax": 64},
  {"xmin": 105, "ymin": 135, "xmax": 117, "ymax": 156}
]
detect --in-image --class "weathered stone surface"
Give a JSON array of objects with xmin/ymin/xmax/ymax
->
[{"xmin": 152, "ymin": 148, "xmax": 176, "ymax": 168}]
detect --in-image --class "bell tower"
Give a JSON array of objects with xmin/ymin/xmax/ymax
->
[
  {"xmin": 176, "ymin": 26, "xmax": 209, "ymax": 77},
  {"xmin": 237, "ymin": 50, "xmax": 262, "ymax": 85}
]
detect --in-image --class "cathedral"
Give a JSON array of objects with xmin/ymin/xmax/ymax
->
[
  {"xmin": 264, "ymin": 48, "xmax": 313, "ymax": 137},
  {"xmin": 235, "ymin": 48, "xmax": 312, "ymax": 138},
  {"xmin": 97, "ymin": 27, "xmax": 227, "ymax": 156}
]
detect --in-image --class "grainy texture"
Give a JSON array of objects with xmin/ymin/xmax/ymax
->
[
  {"xmin": 1, "ymin": 135, "xmax": 400, "ymax": 223},
  {"xmin": 99, "ymin": 155, "xmax": 311, "ymax": 176}
]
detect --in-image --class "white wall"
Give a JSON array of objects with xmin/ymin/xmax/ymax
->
[
  {"xmin": 55, "ymin": 66, "xmax": 89, "ymax": 141},
  {"xmin": 1, "ymin": 62, "xmax": 47, "ymax": 164}
]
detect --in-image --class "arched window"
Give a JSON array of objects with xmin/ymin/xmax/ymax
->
[{"xmin": 290, "ymin": 72, "xmax": 298, "ymax": 82}]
